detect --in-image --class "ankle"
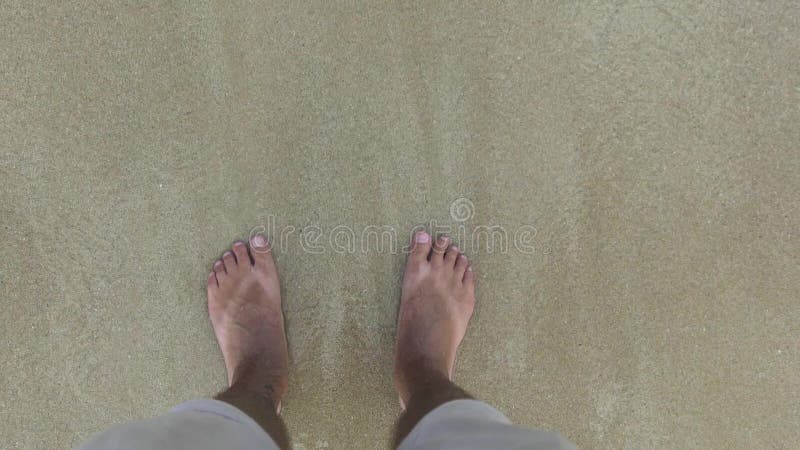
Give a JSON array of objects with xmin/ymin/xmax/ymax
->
[
  {"xmin": 229, "ymin": 357, "xmax": 288, "ymax": 409},
  {"xmin": 395, "ymin": 359, "xmax": 451, "ymax": 406},
  {"xmin": 215, "ymin": 385, "xmax": 290, "ymax": 448},
  {"xmin": 392, "ymin": 376, "xmax": 473, "ymax": 447},
  {"xmin": 224, "ymin": 382, "xmax": 281, "ymax": 411}
]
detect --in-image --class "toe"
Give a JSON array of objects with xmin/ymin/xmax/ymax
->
[
  {"xmin": 207, "ymin": 271, "xmax": 218, "ymax": 288},
  {"xmin": 232, "ymin": 241, "xmax": 251, "ymax": 266},
  {"xmin": 463, "ymin": 264, "xmax": 475, "ymax": 287},
  {"xmin": 249, "ymin": 233, "xmax": 276, "ymax": 270},
  {"xmin": 444, "ymin": 245, "xmax": 459, "ymax": 268},
  {"xmin": 430, "ymin": 236, "xmax": 449, "ymax": 266},
  {"xmin": 222, "ymin": 251, "xmax": 236, "ymax": 272},
  {"xmin": 213, "ymin": 259, "xmax": 225, "ymax": 276},
  {"xmin": 455, "ymin": 253, "xmax": 469, "ymax": 279},
  {"xmin": 408, "ymin": 231, "xmax": 432, "ymax": 265}
]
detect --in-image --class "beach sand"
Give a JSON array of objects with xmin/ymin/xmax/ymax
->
[{"xmin": 1, "ymin": 1, "xmax": 798, "ymax": 448}]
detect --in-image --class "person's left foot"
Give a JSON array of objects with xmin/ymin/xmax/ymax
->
[{"xmin": 207, "ymin": 234, "xmax": 288, "ymax": 412}]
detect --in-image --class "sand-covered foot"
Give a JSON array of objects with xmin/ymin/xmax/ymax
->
[
  {"xmin": 207, "ymin": 234, "xmax": 288, "ymax": 412},
  {"xmin": 394, "ymin": 231, "xmax": 476, "ymax": 406}
]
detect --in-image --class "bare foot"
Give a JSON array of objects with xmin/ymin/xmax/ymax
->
[
  {"xmin": 394, "ymin": 231, "xmax": 476, "ymax": 407},
  {"xmin": 207, "ymin": 234, "xmax": 288, "ymax": 412}
]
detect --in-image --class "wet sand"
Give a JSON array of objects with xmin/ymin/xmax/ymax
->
[{"xmin": 1, "ymin": 1, "xmax": 798, "ymax": 448}]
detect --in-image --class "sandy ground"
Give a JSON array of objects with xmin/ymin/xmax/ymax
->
[{"xmin": 1, "ymin": 1, "xmax": 798, "ymax": 449}]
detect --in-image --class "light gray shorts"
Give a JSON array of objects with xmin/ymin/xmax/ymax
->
[{"xmin": 78, "ymin": 399, "xmax": 576, "ymax": 449}]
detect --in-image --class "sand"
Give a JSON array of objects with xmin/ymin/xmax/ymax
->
[{"xmin": 1, "ymin": 1, "xmax": 798, "ymax": 448}]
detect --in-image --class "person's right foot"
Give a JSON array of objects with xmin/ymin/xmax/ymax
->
[
  {"xmin": 207, "ymin": 234, "xmax": 289, "ymax": 412},
  {"xmin": 394, "ymin": 231, "xmax": 476, "ymax": 407}
]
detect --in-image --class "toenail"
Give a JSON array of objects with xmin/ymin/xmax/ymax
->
[
  {"xmin": 415, "ymin": 231, "xmax": 430, "ymax": 243},
  {"xmin": 252, "ymin": 234, "xmax": 268, "ymax": 248},
  {"xmin": 451, "ymin": 246, "xmax": 459, "ymax": 252}
]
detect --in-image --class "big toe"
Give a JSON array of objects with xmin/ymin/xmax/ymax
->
[
  {"xmin": 408, "ymin": 231, "xmax": 432, "ymax": 265},
  {"xmin": 249, "ymin": 233, "xmax": 276, "ymax": 270}
]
